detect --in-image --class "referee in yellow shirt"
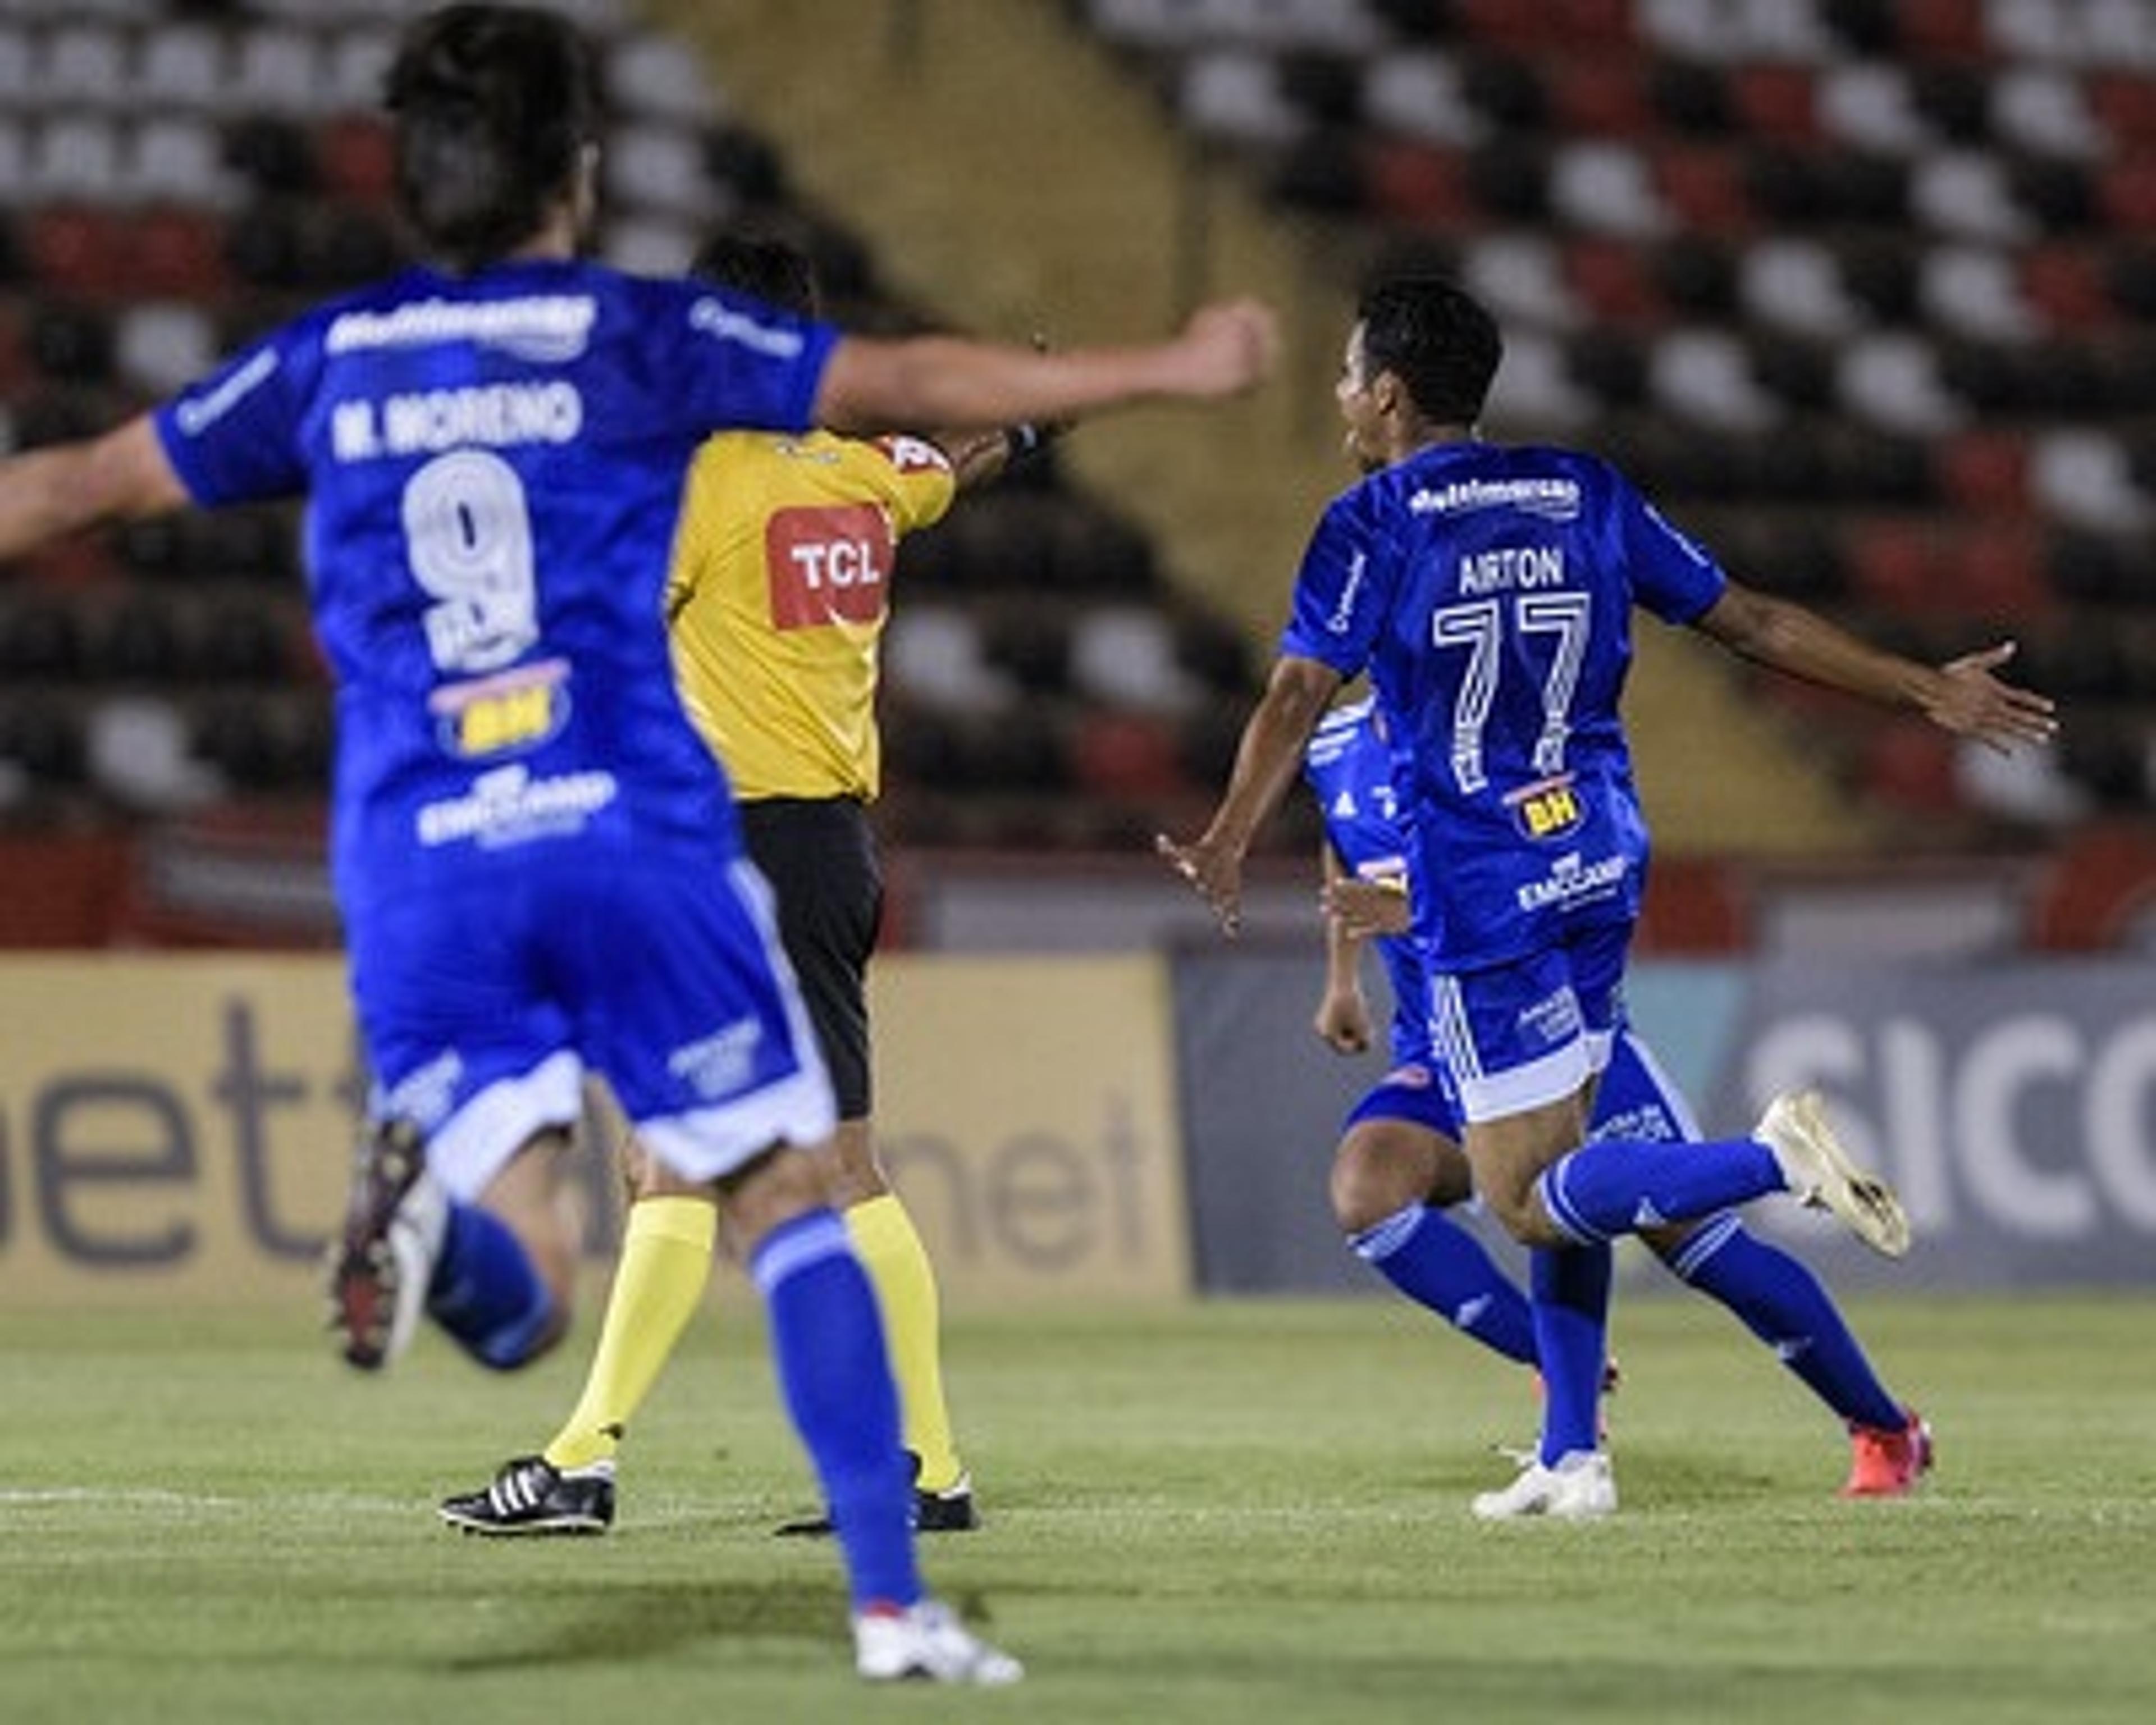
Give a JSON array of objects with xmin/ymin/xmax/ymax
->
[{"xmin": 444, "ymin": 234, "xmax": 1035, "ymax": 1536}]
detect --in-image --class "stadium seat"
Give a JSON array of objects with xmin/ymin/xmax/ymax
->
[
  {"xmin": 229, "ymin": 25, "xmax": 319, "ymax": 116},
  {"xmin": 0, "ymin": 599, "xmax": 86, "ymax": 681},
  {"xmin": 37, "ymin": 24, "xmax": 126, "ymax": 110},
  {"xmin": 2029, "ymin": 431, "xmax": 2156, "ymax": 533},
  {"xmin": 1179, "ymin": 49, "xmax": 1310, "ymax": 148},
  {"xmin": 1458, "ymin": 0, "xmax": 1632, "ymax": 52},
  {"xmin": 125, "ymin": 209, "xmax": 230, "ymax": 301},
  {"xmin": 1935, "ymin": 430, "xmax": 2030, "ymax": 514},
  {"xmin": 1861, "ymin": 720, "xmax": 1961, "ymax": 817},
  {"xmin": 1547, "ymin": 58, "xmax": 1653, "ymax": 136},
  {"xmin": 0, "ymin": 695, "xmax": 86, "ymax": 789},
  {"xmin": 1991, "ymin": 65, "xmax": 2108, "ymax": 159},
  {"xmin": 316, "ymin": 116, "xmax": 395, "ymax": 204},
  {"xmin": 1071, "ymin": 606, "xmax": 1200, "ymax": 715},
  {"xmin": 1488, "ymin": 328, "xmax": 1596, "ymax": 431},
  {"xmin": 92, "ymin": 598, "xmax": 190, "ymax": 685},
  {"xmin": 1268, "ymin": 129, "xmax": 1373, "ymax": 216},
  {"xmin": 2021, "ymin": 243, "xmax": 2114, "ymax": 328},
  {"xmin": 957, "ymin": 704, "xmax": 1070, "ymax": 795},
  {"xmin": 1171, "ymin": 607, "xmax": 1254, "ymax": 696},
  {"xmin": 978, "ymin": 601, "xmax": 1074, "ymax": 695},
  {"xmin": 884, "ymin": 605, "xmax": 1016, "ymax": 716},
  {"xmin": 606, "ymin": 29, "xmax": 729, "ymax": 124},
  {"xmin": 1362, "ymin": 50, "xmax": 1490, "ymax": 149},
  {"xmin": 26, "ymin": 302, "xmax": 115, "ymax": 386},
  {"xmin": 1461, "ymin": 235, "xmax": 1581, "ymax": 331},
  {"xmin": 1070, "ymin": 709, "xmax": 1187, "ymax": 799},
  {"xmin": 1651, "ymin": 143, "xmax": 1755, "ymax": 229},
  {"xmin": 1647, "ymin": 328, "xmax": 1780, "ymax": 434},
  {"xmin": 197, "ymin": 604, "xmax": 291, "ymax": 686},
  {"xmin": 1048, "ymin": 505, "xmax": 1160, "ymax": 597},
  {"xmin": 1550, "ymin": 144, "xmax": 1673, "ymax": 240},
  {"xmin": 136, "ymin": 22, "xmax": 227, "ymax": 109},
  {"xmin": 1835, "ymin": 332, "xmax": 1966, "ymax": 437},
  {"xmin": 1730, "ymin": 65, "xmax": 1817, "ymax": 141},
  {"xmin": 112, "ymin": 301, "xmax": 216, "ymax": 396},
  {"xmin": 604, "ymin": 122, "xmax": 723, "ymax": 221}
]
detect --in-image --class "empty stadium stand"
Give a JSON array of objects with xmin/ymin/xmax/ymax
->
[{"xmin": 0, "ymin": 0, "xmax": 1270, "ymax": 910}]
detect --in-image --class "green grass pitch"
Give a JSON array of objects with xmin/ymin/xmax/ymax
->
[{"xmin": 2, "ymin": 1293, "xmax": 2151, "ymax": 1723}]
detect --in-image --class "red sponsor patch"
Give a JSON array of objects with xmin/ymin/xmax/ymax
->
[{"xmin": 766, "ymin": 503, "xmax": 893, "ymax": 628}]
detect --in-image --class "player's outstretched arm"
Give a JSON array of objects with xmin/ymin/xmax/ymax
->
[
  {"xmin": 0, "ymin": 416, "xmax": 189, "ymax": 563},
  {"xmin": 1160, "ymin": 653, "xmax": 1341, "ymax": 937},
  {"xmin": 814, "ymin": 299, "xmax": 1277, "ymax": 436},
  {"xmin": 1693, "ymin": 579, "xmax": 2059, "ymax": 753}
]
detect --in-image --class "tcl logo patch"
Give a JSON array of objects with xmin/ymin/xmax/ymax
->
[{"xmin": 766, "ymin": 503, "xmax": 892, "ymax": 628}]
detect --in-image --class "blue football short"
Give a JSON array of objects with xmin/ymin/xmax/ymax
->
[
  {"xmin": 1344, "ymin": 1058, "xmax": 1467, "ymax": 1139},
  {"xmin": 1348, "ymin": 1017, "xmax": 1697, "ymax": 1151},
  {"xmin": 1424, "ymin": 919, "xmax": 1633, "ymax": 1124},
  {"xmin": 346, "ymin": 846, "xmax": 834, "ymax": 1199}
]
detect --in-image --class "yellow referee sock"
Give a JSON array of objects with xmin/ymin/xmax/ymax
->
[
  {"xmin": 846, "ymin": 1192, "xmax": 965, "ymax": 1493},
  {"xmin": 542, "ymin": 1195, "xmax": 716, "ymax": 1473}
]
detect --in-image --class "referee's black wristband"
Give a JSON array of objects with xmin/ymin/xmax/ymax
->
[{"xmin": 1004, "ymin": 422, "xmax": 1051, "ymax": 464}]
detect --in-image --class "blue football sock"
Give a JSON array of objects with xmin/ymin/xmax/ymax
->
[
  {"xmin": 1537, "ymin": 1134, "xmax": 1785, "ymax": 1244},
  {"xmin": 1349, "ymin": 1203, "xmax": 1537, "ymax": 1367},
  {"xmin": 1666, "ymin": 1213, "xmax": 1906, "ymax": 1431},
  {"xmin": 752, "ymin": 1209, "xmax": 919, "ymax": 1612},
  {"xmin": 1531, "ymin": 1243, "xmax": 1611, "ymax": 1463},
  {"xmin": 426, "ymin": 1201, "xmax": 556, "ymax": 1370}
]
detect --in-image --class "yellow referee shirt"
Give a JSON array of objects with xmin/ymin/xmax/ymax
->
[{"xmin": 665, "ymin": 429, "xmax": 958, "ymax": 801}]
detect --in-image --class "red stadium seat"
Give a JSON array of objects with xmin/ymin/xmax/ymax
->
[
  {"xmin": 1862, "ymin": 720, "xmax": 1962, "ymax": 816},
  {"xmin": 1653, "ymin": 144, "xmax": 1754, "ymax": 231},
  {"xmin": 1729, "ymin": 67, "xmax": 1819, "ymax": 143},
  {"xmin": 23, "ymin": 207, "xmax": 127, "ymax": 299},
  {"xmin": 1846, "ymin": 517, "xmax": 1943, "ymax": 614},
  {"xmin": 1070, "ymin": 710, "xmax": 1187, "ymax": 800},
  {"xmin": 125, "ymin": 208, "xmax": 231, "ymax": 302},
  {"xmin": 317, "ymin": 116, "xmax": 396, "ymax": 204},
  {"xmin": 1363, "ymin": 140, "xmax": 1473, "ymax": 227},
  {"xmin": 2021, "ymin": 245, "xmax": 2114, "ymax": 330},
  {"xmin": 1549, "ymin": 60, "xmax": 1653, "ymax": 136},
  {"xmin": 1936, "ymin": 430, "xmax": 2029, "ymax": 513},
  {"xmin": 2088, "ymin": 74, "xmax": 2156, "ymax": 145},
  {"xmin": 2098, "ymin": 157, "xmax": 2156, "ymax": 230},
  {"xmin": 1565, "ymin": 237, "xmax": 1662, "ymax": 323},
  {"xmin": 1895, "ymin": 0, "xmax": 1989, "ymax": 57},
  {"xmin": 1956, "ymin": 523, "xmax": 2049, "ymax": 620},
  {"xmin": 1457, "ymin": 0, "xmax": 1632, "ymax": 52}
]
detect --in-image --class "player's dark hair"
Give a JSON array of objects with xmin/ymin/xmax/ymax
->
[
  {"xmin": 384, "ymin": 3, "xmax": 598, "ymax": 272},
  {"xmin": 691, "ymin": 232, "xmax": 822, "ymax": 318},
  {"xmin": 1355, "ymin": 277, "xmax": 1502, "ymax": 427}
]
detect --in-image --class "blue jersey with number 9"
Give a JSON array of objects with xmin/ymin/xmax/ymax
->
[{"xmin": 153, "ymin": 258, "xmax": 838, "ymax": 914}]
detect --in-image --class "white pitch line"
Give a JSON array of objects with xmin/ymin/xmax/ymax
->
[{"xmin": 0, "ymin": 1487, "xmax": 411, "ymax": 1514}]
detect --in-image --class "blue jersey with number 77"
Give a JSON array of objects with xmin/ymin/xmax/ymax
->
[
  {"xmin": 1281, "ymin": 441, "xmax": 1726, "ymax": 971},
  {"xmin": 152, "ymin": 258, "xmax": 838, "ymax": 913}
]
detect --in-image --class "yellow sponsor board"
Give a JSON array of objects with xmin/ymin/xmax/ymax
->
[
  {"xmin": 867, "ymin": 955, "xmax": 1191, "ymax": 1305},
  {"xmin": 0, "ymin": 953, "xmax": 1190, "ymax": 1310}
]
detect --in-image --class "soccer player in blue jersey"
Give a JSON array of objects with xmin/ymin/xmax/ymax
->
[
  {"xmin": 1306, "ymin": 696, "xmax": 1934, "ymax": 1498},
  {"xmin": 0, "ymin": 2, "xmax": 1273, "ymax": 1678},
  {"xmin": 1162, "ymin": 274, "xmax": 2054, "ymax": 1518}
]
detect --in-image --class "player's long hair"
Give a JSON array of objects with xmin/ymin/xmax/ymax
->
[
  {"xmin": 384, "ymin": 3, "xmax": 598, "ymax": 273},
  {"xmin": 691, "ymin": 233, "xmax": 823, "ymax": 319},
  {"xmin": 1356, "ymin": 277, "xmax": 1503, "ymax": 428}
]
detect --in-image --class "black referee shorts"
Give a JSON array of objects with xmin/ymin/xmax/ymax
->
[{"xmin": 739, "ymin": 796, "xmax": 881, "ymax": 1119}]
